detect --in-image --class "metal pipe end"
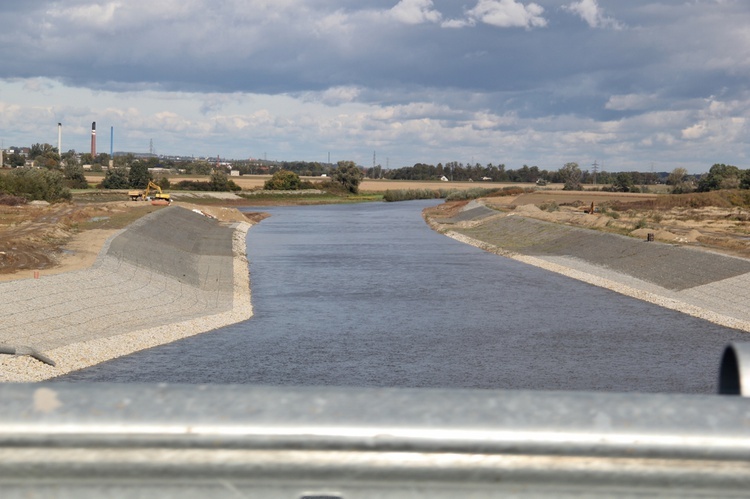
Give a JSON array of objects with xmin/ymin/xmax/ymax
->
[{"xmin": 719, "ymin": 343, "xmax": 750, "ymax": 396}]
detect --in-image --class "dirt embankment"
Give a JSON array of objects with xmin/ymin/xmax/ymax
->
[
  {"xmin": 0, "ymin": 200, "xmax": 266, "ymax": 281},
  {"xmin": 426, "ymin": 190, "xmax": 750, "ymax": 259}
]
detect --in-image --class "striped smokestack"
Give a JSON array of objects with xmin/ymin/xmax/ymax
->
[{"xmin": 91, "ymin": 122, "xmax": 96, "ymax": 158}]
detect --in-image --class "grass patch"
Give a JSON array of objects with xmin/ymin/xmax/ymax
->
[{"xmin": 77, "ymin": 205, "xmax": 165, "ymax": 231}]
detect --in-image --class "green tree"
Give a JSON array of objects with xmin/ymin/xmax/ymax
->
[
  {"xmin": 667, "ymin": 167, "xmax": 693, "ymax": 194},
  {"xmin": 30, "ymin": 143, "xmax": 61, "ymax": 169},
  {"xmin": 95, "ymin": 153, "xmax": 110, "ymax": 166},
  {"xmin": 611, "ymin": 172, "xmax": 635, "ymax": 192},
  {"xmin": 333, "ymin": 160, "xmax": 364, "ymax": 194},
  {"xmin": 101, "ymin": 167, "xmax": 130, "ymax": 189},
  {"xmin": 186, "ymin": 161, "xmax": 212, "ymax": 175},
  {"xmin": 6, "ymin": 152, "xmax": 25, "ymax": 167},
  {"xmin": 697, "ymin": 164, "xmax": 741, "ymax": 192},
  {"xmin": 156, "ymin": 176, "xmax": 171, "ymax": 190},
  {"xmin": 79, "ymin": 153, "xmax": 94, "ymax": 166},
  {"xmin": 741, "ymin": 169, "xmax": 750, "ymax": 190},
  {"xmin": 128, "ymin": 161, "xmax": 152, "ymax": 189},
  {"xmin": 559, "ymin": 162, "xmax": 583, "ymax": 191},
  {"xmin": 63, "ymin": 162, "xmax": 89, "ymax": 189},
  {"xmin": 114, "ymin": 153, "xmax": 135, "ymax": 169},
  {"xmin": 210, "ymin": 171, "xmax": 240, "ymax": 191},
  {"xmin": 264, "ymin": 170, "xmax": 302, "ymax": 190}
]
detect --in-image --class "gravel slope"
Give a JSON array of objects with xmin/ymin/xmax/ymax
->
[
  {"xmin": 0, "ymin": 206, "xmax": 253, "ymax": 382},
  {"xmin": 433, "ymin": 210, "xmax": 750, "ymax": 333}
]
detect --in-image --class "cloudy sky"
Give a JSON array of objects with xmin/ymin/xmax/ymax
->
[{"xmin": 0, "ymin": 0, "xmax": 748, "ymax": 173}]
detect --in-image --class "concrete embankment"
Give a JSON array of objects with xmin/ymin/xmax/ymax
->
[
  {"xmin": 0, "ymin": 206, "xmax": 253, "ymax": 382},
  {"xmin": 429, "ymin": 207, "xmax": 750, "ymax": 333}
]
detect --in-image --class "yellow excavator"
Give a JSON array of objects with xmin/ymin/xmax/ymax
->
[{"xmin": 128, "ymin": 181, "xmax": 171, "ymax": 204}]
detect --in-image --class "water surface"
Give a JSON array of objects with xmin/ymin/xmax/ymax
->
[{"xmin": 59, "ymin": 201, "xmax": 746, "ymax": 393}]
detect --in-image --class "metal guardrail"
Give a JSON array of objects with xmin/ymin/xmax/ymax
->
[{"xmin": 1, "ymin": 343, "xmax": 750, "ymax": 497}]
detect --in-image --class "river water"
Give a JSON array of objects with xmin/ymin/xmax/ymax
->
[{"xmin": 59, "ymin": 200, "xmax": 747, "ymax": 393}]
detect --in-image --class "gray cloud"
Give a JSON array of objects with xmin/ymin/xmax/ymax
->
[{"xmin": 0, "ymin": 1, "xmax": 749, "ymax": 172}]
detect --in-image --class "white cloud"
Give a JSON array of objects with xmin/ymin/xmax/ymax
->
[
  {"xmin": 564, "ymin": 0, "xmax": 623, "ymax": 30},
  {"xmin": 48, "ymin": 2, "xmax": 121, "ymax": 25},
  {"xmin": 319, "ymin": 86, "xmax": 361, "ymax": 106},
  {"xmin": 605, "ymin": 93, "xmax": 659, "ymax": 111},
  {"xmin": 389, "ymin": 0, "xmax": 442, "ymax": 25},
  {"xmin": 465, "ymin": 0, "xmax": 547, "ymax": 29},
  {"xmin": 681, "ymin": 121, "xmax": 708, "ymax": 140}
]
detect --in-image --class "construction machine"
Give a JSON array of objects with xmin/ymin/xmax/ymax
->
[{"xmin": 128, "ymin": 181, "xmax": 171, "ymax": 203}]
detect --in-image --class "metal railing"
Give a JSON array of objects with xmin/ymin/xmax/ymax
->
[{"xmin": 1, "ymin": 343, "xmax": 750, "ymax": 497}]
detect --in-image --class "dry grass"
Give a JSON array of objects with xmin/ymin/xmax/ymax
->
[{"xmin": 454, "ymin": 189, "xmax": 750, "ymax": 259}]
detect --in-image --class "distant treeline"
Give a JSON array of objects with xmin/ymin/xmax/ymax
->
[
  {"xmin": 230, "ymin": 160, "xmax": 676, "ymax": 185},
  {"xmin": 376, "ymin": 162, "xmax": 673, "ymax": 184}
]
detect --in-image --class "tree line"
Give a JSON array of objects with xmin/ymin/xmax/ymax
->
[{"xmin": 5, "ymin": 142, "xmax": 750, "ymax": 197}]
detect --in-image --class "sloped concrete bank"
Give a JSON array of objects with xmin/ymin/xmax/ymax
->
[
  {"xmin": 428, "ymin": 209, "xmax": 750, "ymax": 333},
  {"xmin": 0, "ymin": 207, "xmax": 253, "ymax": 382}
]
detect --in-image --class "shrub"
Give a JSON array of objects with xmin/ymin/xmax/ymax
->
[
  {"xmin": 156, "ymin": 176, "xmax": 171, "ymax": 189},
  {"xmin": 210, "ymin": 171, "xmax": 241, "ymax": 191},
  {"xmin": 0, "ymin": 168, "xmax": 71, "ymax": 202},
  {"xmin": 264, "ymin": 170, "xmax": 301, "ymax": 190},
  {"xmin": 170, "ymin": 172, "xmax": 240, "ymax": 192},
  {"xmin": 63, "ymin": 163, "xmax": 89, "ymax": 189},
  {"xmin": 445, "ymin": 188, "xmax": 499, "ymax": 201},
  {"xmin": 383, "ymin": 189, "xmax": 442, "ymax": 202},
  {"xmin": 540, "ymin": 201, "xmax": 559, "ymax": 212},
  {"xmin": 0, "ymin": 194, "xmax": 27, "ymax": 206},
  {"xmin": 101, "ymin": 167, "xmax": 130, "ymax": 189}
]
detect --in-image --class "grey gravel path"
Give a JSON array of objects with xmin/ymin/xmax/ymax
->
[{"xmin": 0, "ymin": 206, "xmax": 253, "ymax": 381}]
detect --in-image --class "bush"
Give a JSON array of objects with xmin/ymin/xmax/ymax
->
[
  {"xmin": 172, "ymin": 173, "xmax": 240, "ymax": 192},
  {"xmin": 210, "ymin": 171, "xmax": 241, "ymax": 191},
  {"xmin": 156, "ymin": 176, "xmax": 171, "ymax": 189},
  {"xmin": 0, "ymin": 168, "xmax": 71, "ymax": 202},
  {"xmin": 383, "ymin": 189, "xmax": 442, "ymax": 202},
  {"xmin": 63, "ymin": 162, "xmax": 89, "ymax": 189},
  {"xmin": 101, "ymin": 167, "xmax": 130, "ymax": 189},
  {"xmin": 264, "ymin": 170, "xmax": 301, "ymax": 190},
  {"xmin": 445, "ymin": 188, "xmax": 499, "ymax": 201},
  {"xmin": 540, "ymin": 201, "xmax": 559, "ymax": 212},
  {"xmin": 0, "ymin": 194, "xmax": 27, "ymax": 206}
]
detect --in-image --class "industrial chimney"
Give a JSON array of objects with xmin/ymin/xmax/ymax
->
[
  {"xmin": 57, "ymin": 123, "xmax": 62, "ymax": 157},
  {"xmin": 91, "ymin": 122, "xmax": 96, "ymax": 158}
]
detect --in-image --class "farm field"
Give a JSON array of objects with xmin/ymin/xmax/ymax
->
[{"xmin": 86, "ymin": 173, "xmax": 548, "ymax": 193}]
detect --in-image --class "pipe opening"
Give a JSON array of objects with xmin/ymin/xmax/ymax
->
[{"xmin": 719, "ymin": 345, "xmax": 741, "ymax": 395}]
